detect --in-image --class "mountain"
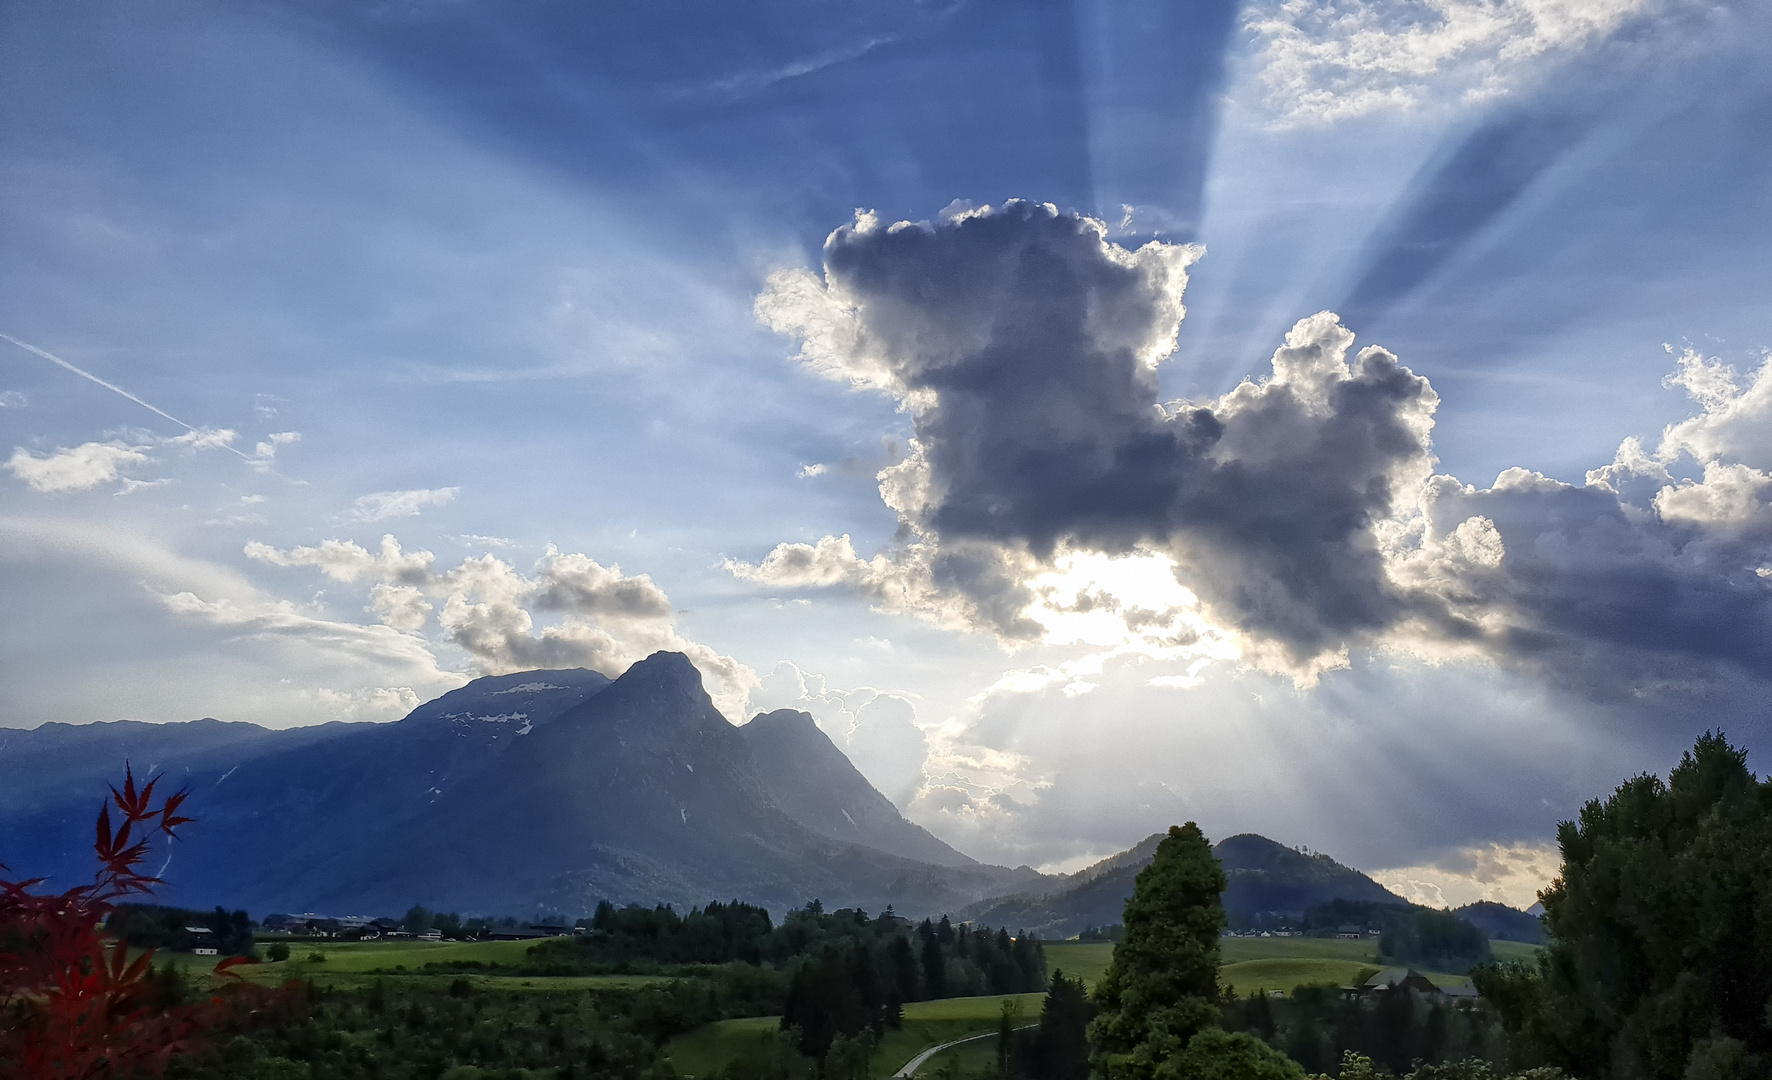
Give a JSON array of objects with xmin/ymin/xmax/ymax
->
[
  {"xmin": 963, "ymin": 831, "xmax": 1408, "ymax": 938},
  {"xmin": 0, "ymin": 656, "xmax": 1043, "ymax": 918},
  {"xmin": 739, "ymin": 708, "xmax": 977, "ymax": 869},
  {"xmin": 1454, "ymin": 900, "xmax": 1545, "ymax": 944},
  {"xmin": 1215, "ymin": 834, "xmax": 1405, "ymax": 915},
  {"xmin": 0, "ymin": 668, "xmax": 614, "ymax": 900}
]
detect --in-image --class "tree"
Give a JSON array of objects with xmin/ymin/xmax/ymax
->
[
  {"xmin": 1380, "ymin": 908, "xmax": 1492, "ymax": 974},
  {"xmin": 1, "ymin": 766, "xmax": 279, "ymax": 1078},
  {"xmin": 403, "ymin": 905, "xmax": 436, "ymax": 935},
  {"xmin": 999, "ymin": 998, "xmax": 1023, "ymax": 1078},
  {"xmin": 1088, "ymin": 823, "xmax": 1229, "ymax": 1080},
  {"xmin": 1014, "ymin": 970, "xmax": 1097, "ymax": 1080},
  {"xmin": 1166, "ymin": 1030, "xmax": 1302, "ymax": 1080},
  {"xmin": 1474, "ymin": 732, "xmax": 1772, "ymax": 1080},
  {"xmin": 921, "ymin": 932, "xmax": 947, "ymax": 1000}
]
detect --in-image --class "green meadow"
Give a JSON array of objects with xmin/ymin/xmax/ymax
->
[{"xmin": 155, "ymin": 937, "xmax": 670, "ymax": 992}]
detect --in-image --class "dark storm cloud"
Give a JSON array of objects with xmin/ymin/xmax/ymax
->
[
  {"xmin": 747, "ymin": 202, "xmax": 1772, "ymax": 690},
  {"xmin": 1425, "ymin": 467, "xmax": 1772, "ymax": 694},
  {"xmin": 757, "ymin": 201, "xmax": 1445, "ymax": 666}
]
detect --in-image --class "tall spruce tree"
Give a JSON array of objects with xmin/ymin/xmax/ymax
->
[{"xmin": 1088, "ymin": 822, "xmax": 1302, "ymax": 1080}]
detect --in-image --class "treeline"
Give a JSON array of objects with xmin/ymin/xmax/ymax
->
[
  {"xmin": 779, "ymin": 912, "xmax": 1046, "ymax": 1059},
  {"xmin": 159, "ymin": 973, "xmax": 732, "ymax": 1079},
  {"xmin": 525, "ymin": 901, "xmax": 1045, "ymax": 998},
  {"xmin": 1221, "ymin": 986, "xmax": 1512, "ymax": 1075},
  {"xmin": 107, "ymin": 904, "xmax": 254, "ymax": 956}
]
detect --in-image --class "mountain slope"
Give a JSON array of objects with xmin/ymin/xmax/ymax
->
[
  {"xmin": 291, "ymin": 654, "xmax": 1040, "ymax": 915},
  {"xmin": 1454, "ymin": 900, "xmax": 1545, "ymax": 943},
  {"xmin": 964, "ymin": 831, "xmax": 1408, "ymax": 938},
  {"xmin": 1, "ymin": 656, "xmax": 1041, "ymax": 918},
  {"xmin": 2, "ymin": 668, "xmax": 610, "ymax": 900},
  {"xmin": 739, "ymin": 708, "xmax": 977, "ymax": 869}
]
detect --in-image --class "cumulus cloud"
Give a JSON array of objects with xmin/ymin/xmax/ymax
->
[
  {"xmin": 369, "ymin": 583, "xmax": 433, "ymax": 633},
  {"xmin": 741, "ymin": 203, "xmax": 1443, "ymax": 677},
  {"xmin": 349, "ymin": 486, "xmax": 459, "ymax": 521},
  {"xmin": 249, "ymin": 535, "xmax": 756, "ymax": 718},
  {"xmin": 738, "ymin": 202, "xmax": 1772, "ymax": 699},
  {"xmin": 1246, "ymin": 0, "xmax": 1654, "ymax": 124},
  {"xmin": 253, "ymin": 431, "xmax": 299, "ymax": 470},
  {"xmin": 6, "ymin": 441, "xmax": 152, "ymax": 492}
]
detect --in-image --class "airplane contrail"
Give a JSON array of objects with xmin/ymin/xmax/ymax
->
[{"xmin": 0, "ymin": 331, "xmax": 250, "ymax": 458}]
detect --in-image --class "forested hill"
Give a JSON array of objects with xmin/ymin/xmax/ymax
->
[{"xmin": 962, "ymin": 832, "xmax": 1408, "ymax": 939}]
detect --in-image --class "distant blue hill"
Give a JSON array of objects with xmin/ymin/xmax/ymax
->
[
  {"xmin": 959, "ymin": 833, "xmax": 1541, "ymax": 946},
  {"xmin": 0, "ymin": 656, "xmax": 1044, "ymax": 919},
  {"xmin": 961, "ymin": 832, "xmax": 1408, "ymax": 938}
]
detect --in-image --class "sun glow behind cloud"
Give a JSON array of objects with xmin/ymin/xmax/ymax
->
[{"xmin": 1019, "ymin": 549, "xmax": 1240, "ymax": 689}]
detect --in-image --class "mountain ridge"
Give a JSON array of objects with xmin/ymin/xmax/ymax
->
[
  {"xmin": 0, "ymin": 655, "xmax": 1043, "ymax": 918},
  {"xmin": 961, "ymin": 830, "xmax": 1410, "ymax": 938}
]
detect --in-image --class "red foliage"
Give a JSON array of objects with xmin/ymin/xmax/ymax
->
[{"xmin": 1, "ymin": 764, "xmax": 286, "ymax": 1078}]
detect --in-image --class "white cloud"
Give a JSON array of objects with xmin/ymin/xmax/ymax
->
[
  {"xmin": 368, "ymin": 582, "xmax": 432, "ymax": 633},
  {"xmin": 6, "ymin": 441, "xmax": 151, "ymax": 493},
  {"xmin": 249, "ymin": 534, "xmax": 757, "ymax": 720},
  {"xmin": 304, "ymin": 685, "xmax": 424, "ymax": 722},
  {"xmin": 727, "ymin": 533, "xmax": 872, "ymax": 588},
  {"xmin": 158, "ymin": 589, "xmax": 451, "ymax": 673},
  {"xmin": 246, "ymin": 534, "xmax": 436, "ymax": 585},
  {"xmin": 0, "ymin": 391, "xmax": 27, "ymax": 408},
  {"xmin": 348, "ymin": 485, "xmax": 459, "ymax": 521},
  {"xmin": 1371, "ymin": 840, "xmax": 1561, "ymax": 909},
  {"xmin": 166, "ymin": 427, "xmax": 239, "ymax": 452},
  {"xmin": 253, "ymin": 430, "xmax": 299, "ymax": 469},
  {"xmin": 1247, "ymin": 0, "xmax": 1654, "ymax": 124},
  {"xmin": 797, "ymin": 462, "xmax": 829, "ymax": 478},
  {"xmin": 749, "ymin": 660, "xmax": 930, "ymax": 805}
]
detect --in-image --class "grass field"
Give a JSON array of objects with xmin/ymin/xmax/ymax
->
[
  {"xmin": 151, "ymin": 938, "xmax": 671, "ymax": 993},
  {"xmin": 257, "ymin": 937, "xmax": 544, "ymax": 970},
  {"xmin": 1042, "ymin": 942, "xmax": 1113, "ymax": 991},
  {"xmin": 1048, "ymin": 936, "xmax": 1536, "ymax": 999}
]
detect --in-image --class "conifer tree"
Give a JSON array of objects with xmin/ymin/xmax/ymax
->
[{"xmin": 1088, "ymin": 822, "xmax": 1302, "ymax": 1080}]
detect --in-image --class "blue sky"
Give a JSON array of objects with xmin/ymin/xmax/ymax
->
[{"xmin": 4, "ymin": 0, "xmax": 1770, "ymax": 905}]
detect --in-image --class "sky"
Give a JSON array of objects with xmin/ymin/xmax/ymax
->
[{"xmin": 4, "ymin": 0, "xmax": 1772, "ymax": 909}]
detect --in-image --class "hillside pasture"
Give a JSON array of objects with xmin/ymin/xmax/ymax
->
[{"xmin": 1042, "ymin": 942, "xmax": 1113, "ymax": 990}]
